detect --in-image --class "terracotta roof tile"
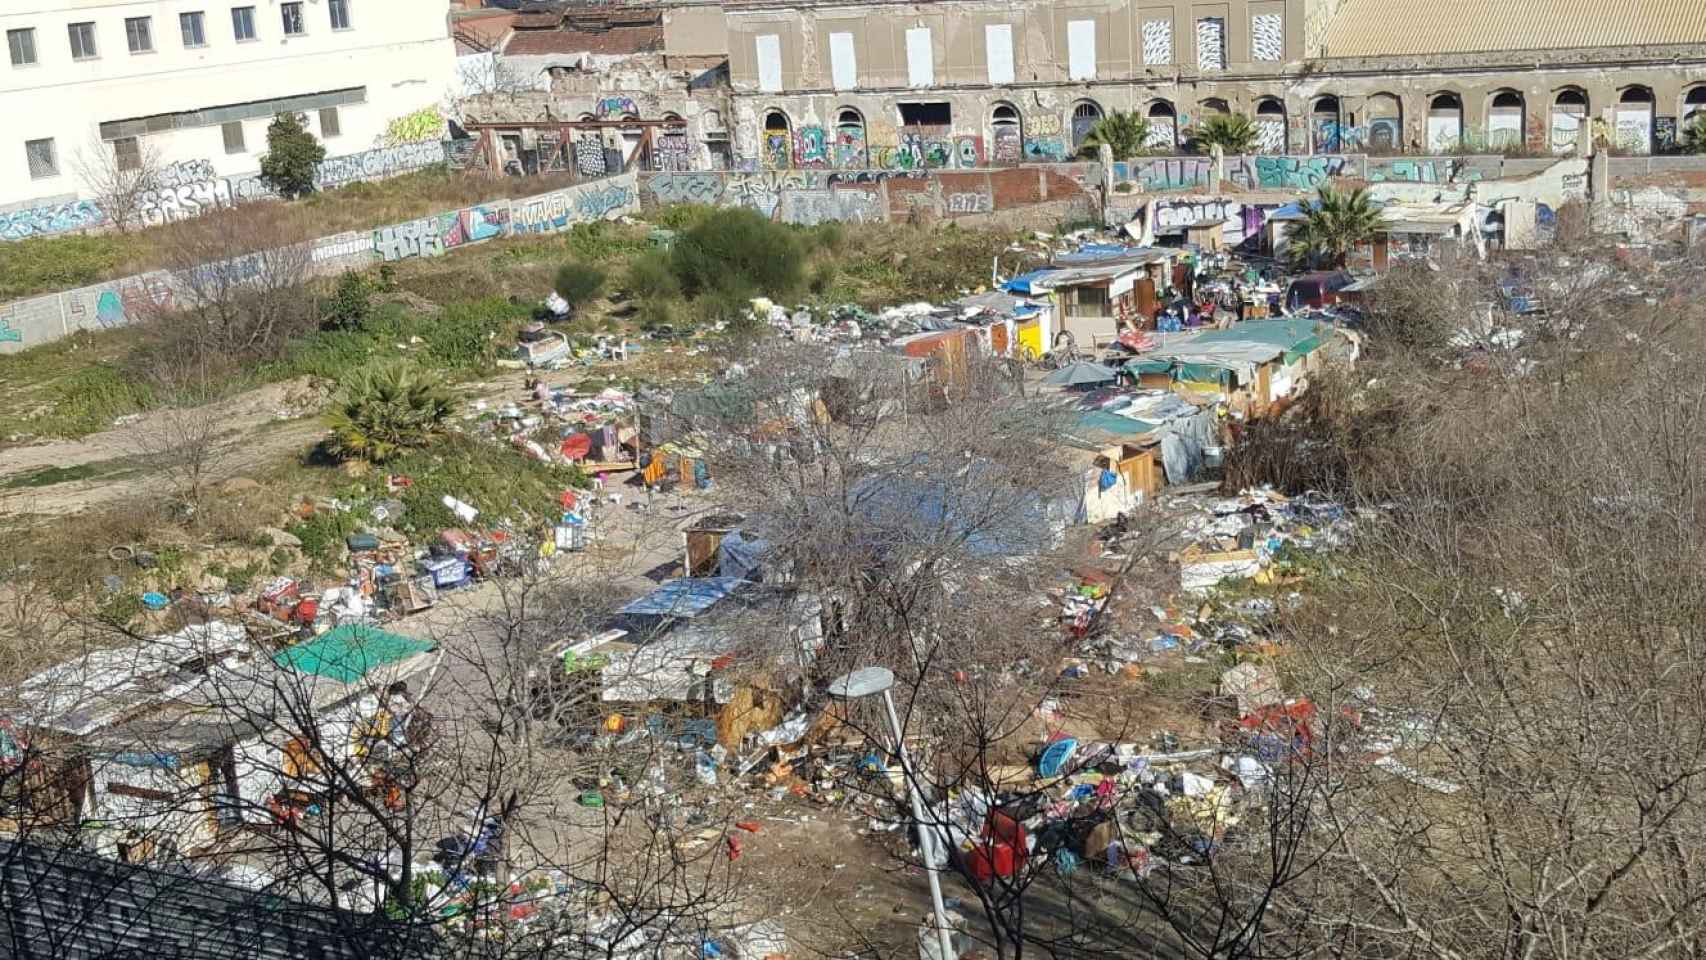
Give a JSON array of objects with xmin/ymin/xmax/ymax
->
[{"xmin": 503, "ymin": 24, "xmax": 664, "ymax": 57}]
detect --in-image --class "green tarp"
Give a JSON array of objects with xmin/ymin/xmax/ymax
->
[{"xmin": 272, "ymin": 624, "xmax": 435, "ymax": 683}]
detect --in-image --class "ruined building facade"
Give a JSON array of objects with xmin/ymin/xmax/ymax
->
[{"xmin": 711, "ymin": 0, "xmax": 1706, "ymax": 170}]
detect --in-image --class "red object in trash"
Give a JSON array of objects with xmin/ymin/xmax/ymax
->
[
  {"xmin": 965, "ymin": 810, "xmax": 1028, "ymax": 885},
  {"xmin": 560, "ymin": 490, "xmax": 578, "ymax": 511},
  {"xmin": 735, "ymin": 821, "xmax": 761, "ymax": 833},
  {"xmin": 725, "ymin": 835, "xmax": 743, "ymax": 861},
  {"xmin": 560, "ymin": 434, "xmax": 593, "ymax": 461},
  {"xmin": 293, "ymin": 598, "xmax": 319, "ymax": 624}
]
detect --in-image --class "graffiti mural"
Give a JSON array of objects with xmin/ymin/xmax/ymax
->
[
  {"xmin": 795, "ymin": 126, "xmax": 829, "ymax": 168},
  {"xmin": 764, "ymin": 132, "xmax": 791, "ymax": 170},
  {"xmin": 1251, "ymin": 155, "xmax": 1346, "ymax": 190},
  {"xmin": 954, "ymin": 136, "xmax": 982, "ymax": 168},
  {"xmin": 1256, "ymin": 118, "xmax": 1286, "ymax": 154},
  {"xmin": 1615, "ymin": 110, "xmax": 1652, "ymax": 154},
  {"xmin": 574, "ymin": 183, "xmax": 635, "ymax": 220},
  {"xmin": 64, "ymin": 274, "xmax": 174, "ymax": 333},
  {"xmin": 1023, "ymin": 139, "xmax": 1068, "ymax": 161},
  {"xmin": 374, "ymin": 216, "xmax": 448, "ymax": 262},
  {"xmin": 0, "ymin": 199, "xmax": 108, "ymax": 241},
  {"xmin": 444, "ymin": 204, "xmax": 510, "ymax": 250},
  {"xmin": 1368, "ymin": 118, "xmax": 1401, "ymax": 151},
  {"xmin": 1367, "ymin": 158, "xmax": 1488, "ymax": 184},
  {"xmin": 1195, "ymin": 18, "xmax": 1226, "ymax": 71},
  {"xmin": 834, "ymin": 122, "xmax": 867, "ymax": 168},
  {"xmin": 383, "ymin": 108, "xmax": 445, "ymax": 147},
  {"xmin": 1549, "ymin": 111, "xmax": 1584, "ymax": 154},
  {"xmin": 594, "ymin": 97, "xmax": 640, "ymax": 120},
  {"xmin": 778, "ymin": 188, "xmax": 884, "ymax": 225}
]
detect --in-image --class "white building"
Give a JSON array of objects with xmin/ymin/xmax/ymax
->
[{"xmin": 0, "ymin": 0, "xmax": 457, "ymax": 234}]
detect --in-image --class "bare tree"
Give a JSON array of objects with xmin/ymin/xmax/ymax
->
[{"xmin": 74, "ymin": 134, "xmax": 164, "ymax": 234}]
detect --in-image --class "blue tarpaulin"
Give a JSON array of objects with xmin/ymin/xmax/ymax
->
[{"xmin": 620, "ymin": 577, "xmax": 749, "ymax": 618}]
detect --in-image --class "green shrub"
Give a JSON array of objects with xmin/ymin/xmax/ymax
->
[
  {"xmin": 554, "ymin": 261, "xmax": 607, "ymax": 307},
  {"xmin": 286, "ymin": 510, "xmax": 361, "ymax": 569},
  {"xmin": 324, "ymin": 363, "xmax": 457, "ymax": 464},
  {"xmin": 259, "ymin": 112, "xmax": 327, "ymax": 199},
  {"xmin": 323, "ymin": 270, "xmax": 376, "ymax": 331},
  {"xmin": 386, "ymin": 435, "xmax": 586, "ymax": 537},
  {"xmin": 624, "ymin": 250, "xmax": 680, "ymax": 302},
  {"xmin": 808, "ymin": 261, "xmax": 840, "ymax": 297},
  {"xmin": 671, "ymin": 208, "xmax": 804, "ymax": 302}
]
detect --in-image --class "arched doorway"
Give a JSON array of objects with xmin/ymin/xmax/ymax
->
[
  {"xmin": 1550, "ymin": 89, "xmax": 1588, "ymax": 154},
  {"xmin": 1487, "ymin": 91, "xmax": 1525, "ymax": 152},
  {"xmin": 1426, "ymin": 93, "xmax": 1463, "ymax": 151},
  {"xmin": 1255, "ymin": 98, "xmax": 1286, "ymax": 153},
  {"xmin": 618, "ymin": 114, "xmax": 645, "ymax": 168},
  {"xmin": 833, "ymin": 108, "xmax": 867, "ymax": 168},
  {"xmin": 1365, "ymin": 93, "xmax": 1403, "ymax": 153},
  {"xmin": 1311, "ymin": 95, "xmax": 1341, "ymax": 152},
  {"xmin": 1146, "ymin": 100, "xmax": 1177, "ymax": 151},
  {"xmin": 990, "ymin": 102, "xmax": 1023, "ymax": 164},
  {"xmin": 1070, "ymin": 100, "xmax": 1103, "ymax": 151},
  {"xmin": 1616, "ymin": 87, "xmax": 1654, "ymax": 154},
  {"xmin": 762, "ymin": 109, "xmax": 791, "ymax": 169}
]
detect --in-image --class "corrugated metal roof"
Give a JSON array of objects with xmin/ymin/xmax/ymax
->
[{"xmin": 1320, "ymin": 0, "xmax": 1706, "ymax": 57}]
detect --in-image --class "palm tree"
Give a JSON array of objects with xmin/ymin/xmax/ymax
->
[
  {"xmin": 1079, "ymin": 111, "xmax": 1154, "ymax": 161},
  {"xmin": 1193, "ymin": 113, "xmax": 1261, "ymax": 154},
  {"xmin": 1285, "ymin": 186, "xmax": 1383, "ymax": 269},
  {"xmin": 325, "ymin": 363, "xmax": 457, "ymax": 463}
]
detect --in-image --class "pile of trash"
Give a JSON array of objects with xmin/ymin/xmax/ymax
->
[{"xmin": 1173, "ymin": 487, "xmax": 1352, "ymax": 594}]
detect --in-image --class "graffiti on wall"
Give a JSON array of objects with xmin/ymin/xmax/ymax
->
[
  {"xmin": 764, "ymin": 132, "xmax": 790, "ymax": 170},
  {"xmin": 647, "ymin": 172, "xmax": 727, "ymax": 206},
  {"xmin": 512, "ymin": 178, "xmax": 641, "ymax": 234},
  {"xmin": 374, "ymin": 203, "xmax": 509, "ymax": 262},
  {"xmin": 156, "ymin": 159, "xmax": 217, "ymax": 189},
  {"xmin": 1024, "ymin": 139, "xmax": 1068, "ymax": 162},
  {"xmin": 1656, "ymin": 116, "xmax": 1678, "ymax": 153},
  {"xmin": 594, "ymin": 97, "xmax": 640, "ymax": 120},
  {"xmin": 317, "ymin": 141, "xmax": 448, "ymax": 190},
  {"xmin": 1368, "ymin": 157, "xmax": 1486, "ymax": 184},
  {"xmin": 1251, "ymin": 14, "xmax": 1283, "ymax": 61},
  {"xmin": 1154, "ymin": 198, "xmax": 1239, "ymax": 231},
  {"xmin": 1121, "ymin": 157, "xmax": 1213, "ymax": 191},
  {"xmin": 0, "ymin": 309, "xmax": 21, "ymax": 344},
  {"xmin": 1550, "ymin": 112, "xmax": 1583, "ymax": 154},
  {"xmin": 384, "ymin": 109, "xmax": 446, "ymax": 147},
  {"xmin": 946, "ymin": 191, "xmax": 993, "ymax": 214},
  {"xmin": 0, "ymin": 199, "xmax": 108, "ymax": 241},
  {"xmin": 795, "ymin": 126, "xmax": 829, "ymax": 168},
  {"xmin": 139, "ymin": 179, "xmax": 234, "ymax": 226},
  {"xmin": 1367, "ymin": 118, "xmax": 1401, "ymax": 152},
  {"xmin": 1256, "ymin": 118, "xmax": 1286, "ymax": 154},
  {"xmin": 1249, "ymin": 155, "xmax": 1347, "ymax": 190},
  {"xmin": 1141, "ymin": 19, "xmax": 1172, "ymax": 65},
  {"xmin": 65, "ymin": 274, "xmax": 174, "ymax": 332},
  {"xmin": 655, "ymin": 133, "xmax": 691, "ymax": 171},
  {"xmin": 834, "ymin": 123, "xmax": 867, "ymax": 168},
  {"xmin": 778, "ymin": 188, "xmax": 884, "ymax": 226},
  {"xmin": 992, "ymin": 124, "xmax": 1022, "ymax": 164}
]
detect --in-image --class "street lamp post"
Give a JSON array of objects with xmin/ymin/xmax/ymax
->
[{"xmin": 830, "ymin": 666, "xmax": 956, "ymax": 960}]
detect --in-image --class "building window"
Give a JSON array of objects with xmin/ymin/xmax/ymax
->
[
  {"xmin": 318, "ymin": 107, "xmax": 341, "ymax": 138},
  {"xmin": 68, "ymin": 22, "xmax": 97, "ymax": 60},
  {"xmin": 898, "ymin": 102, "xmax": 952, "ymax": 127},
  {"xmin": 328, "ymin": 0, "xmax": 352, "ymax": 31},
  {"xmin": 223, "ymin": 120, "xmax": 246, "ymax": 154},
  {"xmin": 232, "ymin": 6, "xmax": 256, "ymax": 42},
  {"xmin": 125, "ymin": 17, "xmax": 154, "ymax": 54},
  {"xmin": 8, "ymin": 28, "xmax": 37, "ymax": 67},
  {"xmin": 181, "ymin": 12, "xmax": 206, "ymax": 47},
  {"xmin": 113, "ymin": 136, "xmax": 141, "ymax": 172},
  {"xmin": 281, "ymin": 2, "xmax": 305, "ymax": 36},
  {"xmin": 25, "ymin": 138, "xmax": 57, "ymax": 179}
]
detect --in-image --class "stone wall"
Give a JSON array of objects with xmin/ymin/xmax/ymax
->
[{"xmin": 0, "ymin": 175, "xmax": 640, "ymax": 353}]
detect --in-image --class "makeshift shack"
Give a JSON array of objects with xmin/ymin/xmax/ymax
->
[
  {"xmin": 1135, "ymin": 317, "xmax": 1355, "ymax": 416},
  {"xmin": 3, "ymin": 621, "xmax": 439, "ymax": 858}
]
